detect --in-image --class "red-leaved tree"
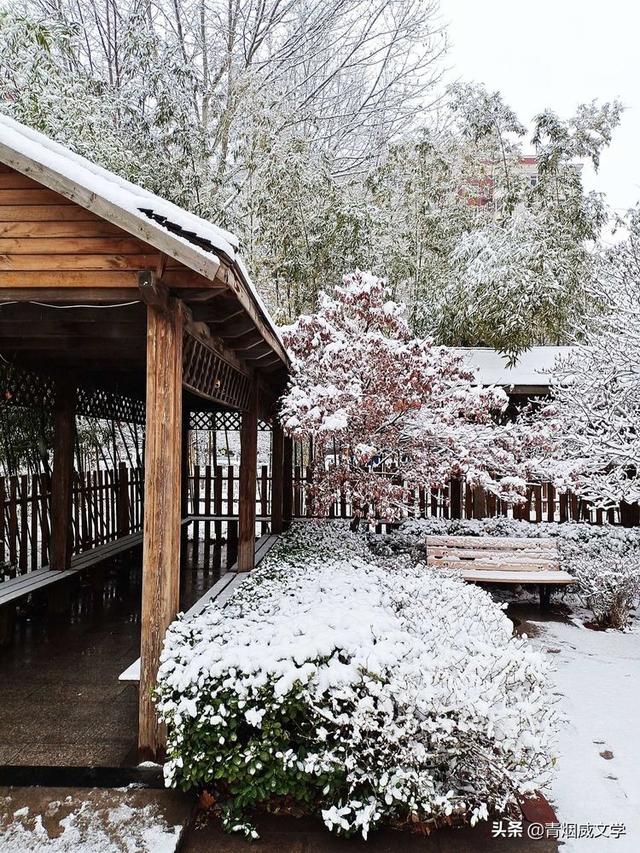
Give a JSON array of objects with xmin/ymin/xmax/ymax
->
[{"xmin": 279, "ymin": 271, "xmax": 527, "ymax": 523}]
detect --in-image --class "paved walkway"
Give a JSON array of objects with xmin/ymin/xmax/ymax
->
[{"xmin": 0, "ymin": 544, "xmax": 225, "ymax": 768}]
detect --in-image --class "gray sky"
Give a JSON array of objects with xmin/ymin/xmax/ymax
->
[{"xmin": 440, "ymin": 0, "xmax": 640, "ymax": 217}]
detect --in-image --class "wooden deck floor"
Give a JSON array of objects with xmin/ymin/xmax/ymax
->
[{"xmin": 0, "ymin": 540, "xmax": 229, "ymax": 769}]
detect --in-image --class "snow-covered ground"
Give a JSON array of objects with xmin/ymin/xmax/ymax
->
[
  {"xmin": 531, "ymin": 617, "xmax": 640, "ymax": 851},
  {"xmin": 0, "ymin": 789, "xmax": 184, "ymax": 852}
]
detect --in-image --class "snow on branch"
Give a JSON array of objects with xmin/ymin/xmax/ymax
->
[{"xmin": 279, "ymin": 271, "xmax": 528, "ymax": 521}]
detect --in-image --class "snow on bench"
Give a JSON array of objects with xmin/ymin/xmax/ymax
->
[{"xmin": 425, "ymin": 535, "xmax": 575, "ymax": 606}]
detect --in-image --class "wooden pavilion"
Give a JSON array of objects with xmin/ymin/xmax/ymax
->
[{"xmin": 0, "ymin": 116, "xmax": 291, "ymax": 759}]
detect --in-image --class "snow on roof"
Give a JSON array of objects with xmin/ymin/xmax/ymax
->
[
  {"xmin": 457, "ymin": 346, "xmax": 576, "ymax": 389},
  {"xmin": 0, "ymin": 114, "xmax": 286, "ymax": 358}
]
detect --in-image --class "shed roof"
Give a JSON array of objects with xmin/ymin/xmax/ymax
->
[{"xmin": 457, "ymin": 346, "xmax": 576, "ymax": 392}]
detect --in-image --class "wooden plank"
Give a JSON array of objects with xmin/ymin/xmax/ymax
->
[
  {"xmin": 192, "ymin": 465, "xmax": 200, "ymax": 564},
  {"xmin": 427, "ymin": 547, "xmax": 559, "ymax": 563},
  {"xmin": 0, "ymin": 220, "xmax": 126, "ymax": 237},
  {"xmin": 454, "ymin": 569, "xmax": 574, "ymax": 585},
  {"xmin": 19, "ymin": 474, "xmax": 28, "ymax": 574},
  {"xmin": 0, "ymin": 253, "xmax": 161, "ymax": 270},
  {"xmin": 0, "ymin": 569, "xmax": 67, "ymax": 605},
  {"xmin": 40, "ymin": 472, "xmax": 50, "ymax": 565},
  {"xmin": 0, "ymin": 287, "xmax": 141, "ymax": 303},
  {"xmin": 427, "ymin": 558, "xmax": 559, "ymax": 572},
  {"xmin": 0, "ymin": 237, "xmax": 157, "ymax": 254},
  {"xmin": 546, "ymin": 483, "xmax": 555, "ymax": 523},
  {"xmin": 8, "ymin": 476, "xmax": 17, "ymax": 572},
  {"xmin": 0, "ymin": 205, "xmax": 100, "ymax": 222},
  {"xmin": 0, "ymin": 172, "xmax": 50, "ymax": 189},
  {"xmin": 282, "ymin": 436, "xmax": 293, "ymax": 528},
  {"xmin": 0, "ymin": 270, "xmax": 140, "ymax": 287},
  {"xmin": 237, "ymin": 386, "xmax": 258, "ymax": 571},
  {"xmin": 203, "ymin": 464, "xmax": 212, "ymax": 568},
  {"xmin": 260, "ymin": 464, "xmax": 269, "ymax": 535},
  {"xmin": 426, "ymin": 535, "xmax": 557, "ymax": 551},
  {"xmin": 0, "ymin": 477, "xmax": 5, "ymax": 570},
  {"xmin": 214, "ymin": 465, "xmax": 223, "ymax": 544},
  {"xmin": 0, "ymin": 188, "xmax": 74, "ymax": 205},
  {"xmin": 49, "ymin": 385, "xmax": 76, "ymax": 570},
  {"xmin": 138, "ymin": 298, "xmax": 183, "ymax": 760}
]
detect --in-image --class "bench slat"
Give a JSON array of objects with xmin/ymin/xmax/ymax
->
[
  {"xmin": 428, "ymin": 547, "xmax": 558, "ymax": 563},
  {"xmin": 457, "ymin": 569, "xmax": 574, "ymax": 585},
  {"xmin": 0, "ymin": 531, "xmax": 144, "ymax": 606},
  {"xmin": 0, "ymin": 570, "xmax": 66, "ymax": 605},
  {"xmin": 426, "ymin": 535, "xmax": 557, "ymax": 551}
]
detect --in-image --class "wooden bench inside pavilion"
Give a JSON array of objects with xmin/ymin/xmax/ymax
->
[{"xmin": 0, "ymin": 115, "xmax": 293, "ymax": 767}]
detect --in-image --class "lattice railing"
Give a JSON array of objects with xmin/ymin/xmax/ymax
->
[
  {"xmin": 0, "ymin": 365, "xmax": 146, "ymax": 425},
  {"xmin": 189, "ymin": 410, "xmax": 271, "ymax": 431},
  {"xmin": 183, "ymin": 332, "xmax": 253, "ymax": 411}
]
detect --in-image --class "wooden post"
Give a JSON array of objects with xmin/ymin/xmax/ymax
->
[
  {"xmin": 116, "ymin": 462, "xmax": 130, "ymax": 537},
  {"xmin": 450, "ymin": 477, "xmax": 462, "ymax": 520},
  {"xmin": 49, "ymin": 383, "xmax": 76, "ymax": 571},
  {"xmin": 138, "ymin": 299, "xmax": 183, "ymax": 760},
  {"xmin": 237, "ymin": 387, "xmax": 258, "ymax": 571},
  {"xmin": 271, "ymin": 420, "xmax": 284, "ymax": 534},
  {"xmin": 282, "ymin": 435, "xmax": 293, "ymax": 528}
]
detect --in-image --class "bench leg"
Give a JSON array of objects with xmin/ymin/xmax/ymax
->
[
  {"xmin": 48, "ymin": 579, "xmax": 72, "ymax": 616},
  {"xmin": 539, "ymin": 584, "xmax": 552, "ymax": 609}
]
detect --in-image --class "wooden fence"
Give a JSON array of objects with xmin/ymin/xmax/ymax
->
[
  {"xmin": 1, "ymin": 465, "xmax": 143, "ymax": 579},
  {"xmin": 3, "ymin": 463, "xmax": 639, "ymax": 580},
  {"xmin": 190, "ymin": 466, "xmax": 638, "ymax": 527}
]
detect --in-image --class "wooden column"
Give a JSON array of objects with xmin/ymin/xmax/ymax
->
[
  {"xmin": 49, "ymin": 383, "xmax": 76, "ymax": 571},
  {"xmin": 237, "ymin": 387, "xmax": 258, "ymax": 571},
  {"xmin": 138, "ymin": 299, "xmax": 183, "ymax": 759},
  {"xmin": 271, "ymin": 420, "xmax": 284, "ymax": 534},
  {"xmin": 282, "ymin": 435, "xmax": 293, "ymax": 529}
]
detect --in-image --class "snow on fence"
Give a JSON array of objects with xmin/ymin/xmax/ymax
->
[{"xmin": 3, "ymin": 464, "xmax": 639, "ymax": 581}]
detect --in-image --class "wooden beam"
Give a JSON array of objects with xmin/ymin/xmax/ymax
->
[
  {"xmin": 237, "ymin": 386, "xmax": 258, "ymax": 571},
  {"xmin": 138, "ymin": 270, "xmax": 168, "ymax": 311},
  {"xmin": 0, "ymin": 287, "xmax": 140, "ymax": 303},
  {"xmin": 49, "ymin": 383, "xmax": 76, "ymax": 571},
  {"xmin": 183, "ymin": 313, "xmax": 250, "ymax": 379},
  {"xmin": 271, "ymin": 419, "xmax": 284, "ymax": 534},
  {"xmin": 138, "ymin": 298, "xmax": 183, "ymax": 760}
]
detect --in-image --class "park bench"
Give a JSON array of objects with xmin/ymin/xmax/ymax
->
[
  {"xmin": 425, "ymin": 534, "xmax": 575, "ymax": 606},
  {"xmin": 0, "ymin": 531, "xmax": 144, "ymax": 642},
  {"xmin": 119, "ymin": 532, "xmax": 281, "ymax": 682}
]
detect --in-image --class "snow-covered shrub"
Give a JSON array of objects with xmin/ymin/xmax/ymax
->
[
  {"xmin": 567, "ymin": 554, "xmax": 640, "ymax": 629},
  {"xmin": 156, "ymin": 521, "xmax": 556, "ymax": 839},
  {"xmin": 559, "ymin": 535, "xmax": 640, "ymax": 629}
]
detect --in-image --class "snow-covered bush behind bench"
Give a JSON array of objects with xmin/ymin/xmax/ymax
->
[
  {"xmin": 387, "ymin": 518, "xmax": 640, "ymax": 629},
  {"xmin": 156, "ymin": 522, "xmax": 557, "ymax": 839}
]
